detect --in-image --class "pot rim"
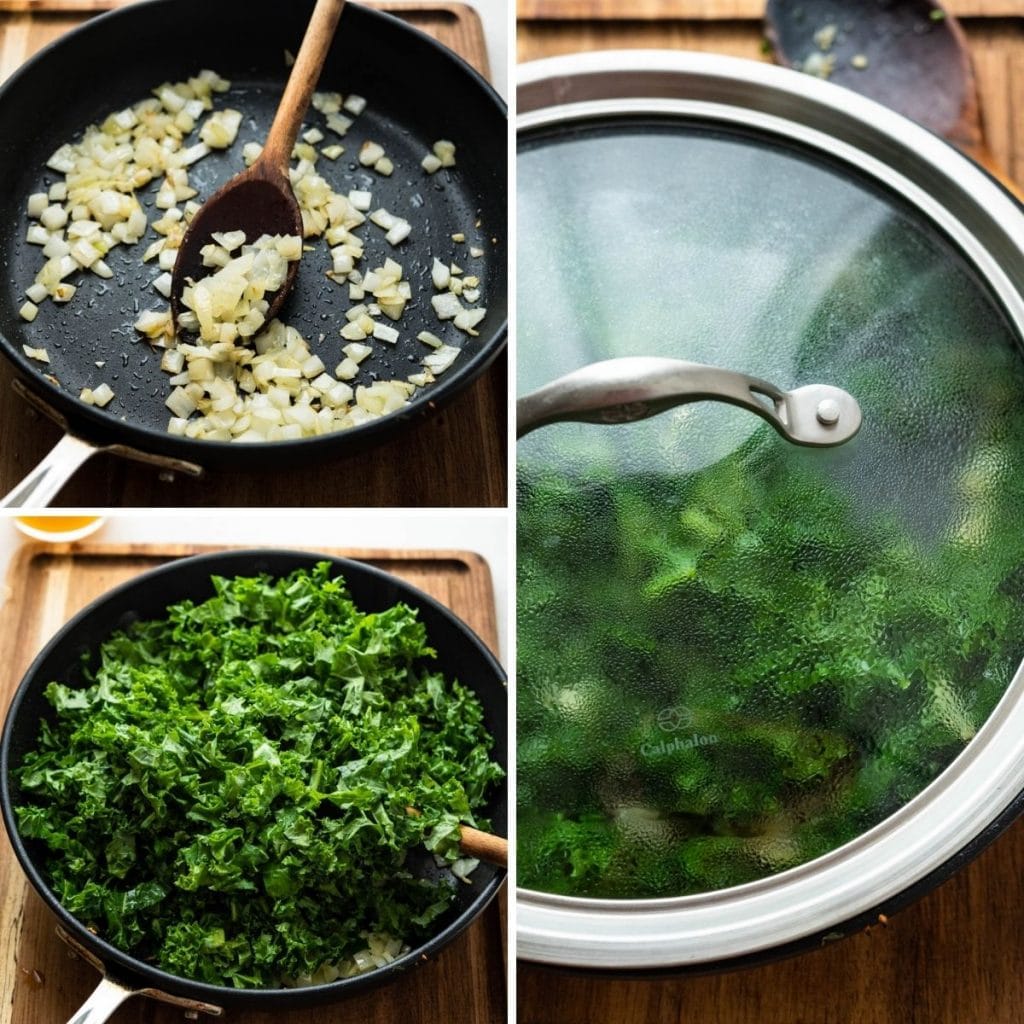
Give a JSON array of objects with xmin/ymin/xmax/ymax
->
[{"xmin": 516, "ymin": 49, "xmax": 1024, "ymax": 970}]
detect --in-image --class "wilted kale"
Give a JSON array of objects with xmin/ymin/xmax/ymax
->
[
  {"xmin": 518, "ymin": 408, "xmax": 1024, "ymax": 898},
  {"xmin": 15, "ymin": 563, "xmax": 502, "ymax": 987}
]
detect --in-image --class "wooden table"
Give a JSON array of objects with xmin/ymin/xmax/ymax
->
[
  {"xmin": 0, "ymin": 0, "xmax": 507, "ymax": 508},
  {"xmin": 516, "ymin": 3, "xmax": 1024, "ymax": 1022}
]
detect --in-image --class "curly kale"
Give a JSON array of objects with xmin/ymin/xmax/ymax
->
[{"xmin": 15, "ymin": 563, "xmax": 502, "ymax": 987}]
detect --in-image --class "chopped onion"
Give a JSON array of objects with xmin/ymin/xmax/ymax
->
[
  {"xmin": 21, "ymin": 69, "xmax": 484, "ymax": 439},
  {"xmin": 22, "ymin": 344, "xmax": 49, "ymax": 362},
  {"xmin": 422, "ymin": 344, "xmax": 460, "ymax": 374},
  {"xmin": 431, "ymin": 292, "xmax": 463, "ymax": 320},
  {"xmin": 91, "ymin": 382, "xmax": 115, "ymax": 407},
  {"xmin": 19, "ymin": 302, "xmax": 38, "ymax": 322},
  {"xmin": 358, "ymin": 141, "xmax": 385, "ymax": 166},
  {"xmin": 431, "ymin": 258, "xmax": 450, "ymax": 290},
  {"xmin": 432, "ymin": 139, "xmax": 456, "ymax": 167}
]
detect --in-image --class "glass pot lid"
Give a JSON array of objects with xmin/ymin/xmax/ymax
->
[{"xmin": 516, "ymin": 52, "xmax": 1024, "ymax": 947}]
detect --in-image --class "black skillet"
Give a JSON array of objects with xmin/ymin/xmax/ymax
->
[
  {"xmin": 0, "ymin": 549, "xmax": 508, "ymax": 1020},
  {"xmin": 0, "ymin": 0, "xmax": 507, "ymax": 506}
]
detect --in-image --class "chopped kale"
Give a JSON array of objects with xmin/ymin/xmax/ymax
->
[{"xmin": 15, "ymin": 563, "xmax": 503, "ymax": 987}]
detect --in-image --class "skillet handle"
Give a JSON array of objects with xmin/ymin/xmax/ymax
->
[
  {"xmin": 0, "ymin": 432, "xmax": 102, "ymax": 508},
  {"xmin": 66, "ymin": 977, "xmax": 136, "ymax": 1024}
]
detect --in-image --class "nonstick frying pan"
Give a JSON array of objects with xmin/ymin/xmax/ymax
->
[
  {"xmin": 0, "ymin": 549, "xmax": 508, "ymax": 1020},
  {"xmin": 0, "ymin": 0, "xmax": 507, "ymax": 506}
]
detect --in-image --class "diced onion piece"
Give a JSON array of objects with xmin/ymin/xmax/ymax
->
[
  {"xmin": 343, "ymin": 342, "xmax": 372, "ymax": 363},
  {"xmin": 166, "ymin": 385, "xmax": 197, "ymax": 418},
  {"xmin": 153, "ymin": 272, "xmax": 173, "ymax": 298},
  {"xmin": 417, "ymin": 330, "xmax": 443, "ymax": 349},
  {"xmin": 25, "ymin": 283, "xmax": 48, "ymax": 304},
  {"xmin": 321, "ymin": 145, "xmax": 344, "ymax": 160},
  {"xmin": 326, "ymin": 113, "xmax": 353, "ymax": 137},
  {"xmin": 161, "ymin": 348, "xmax": 185, "ymax": 374},
  {"xmin": 243, "ymin": 142, "xmax": 263, "ymax": 166},
  {"xmin": 358, "ymin": 141, "xmax": 385, "ymax": 166},
  {"xmin": 91, "ymin": 382, "xmax": 115, "ymax": 407},
  {"xmin": 212, "ymin": 230, "xmax": 246, "ymax": 252},
  {"xmin": 19, "ymin": 301, "xmax": 38, "ymax": 322},
  {"xmin": 432, "ymin": 139, "xmax": 456, "ymax": 167},
  {"xmin": 340, "ymin": 321, "xmax": 367, "ymax": 341},
  {"xmin": 343, "ymin": 94, "xmax": 366, "ymax": 115},
  {"xmin": 348, "ymin": 190, "xmax": 372, "ymax": 211},
  {"xmin": 26, "ymin": 225, "xmax": 50, "ymax": 246},
  {"xmin": 40, "ymin": 205, "xmax": 68, "ymax": 231},
  {"xmin": 421, "ymin": 153, "xmax": 443, "ymax": 174},
  {"xmin": 22, "ymin": 345, "xmax": 49, "ymax": 362},
  {"xmin": 26, "ymin": 193, "xmax": 48, "ymax": 218},
  {"xmin": 385, "ymin": 220, "xmax": 410, "ymax": 245},
  {"xmin": 335, "ymin": 357, "xmax": 359, "ymax": 379},
  {"xmin": 135, "ymin": 308, "xmax": 172, "ymax": 339},
  {"xmin": 52, "ymin": 283, "xmax": 77, "ymax": 303},
  {"xmin": 373, "ymin": 322, "xmax": 399, "ymax": 344},
  {"xmin": 47, "ymin": 144, "xmax": 76, "ymax": 173},
  {"xmin": 374, "ymin": 157, "xmax": 393, "ymax": 176},
  {"xmin": 422, "ymin": 344, "xmax": 460, "ymax": 374},
  {"xmin": 470, "ymin": 245, "xmax": 484, "ymax": 258},
  {"xmin": 302, "ymin": 127, "xmax": 324, "ymax": 145},
  {"xmin": 454, "ymin": 307, "xmax": 487, "ymax": 333},
  {"xmin": 431, "ymin": 292, "xmax": 463, "ymax": 320},
  {"xmin": 200, "ymin": 108, "xmax": 243, "ymax": 149},
  {"xmin": 312, "ymin": 90, "xmax": 342, "ymax": 114},
  {"xmin": 431, "ymin": 258, "xmax": 450, "ymax": 290}
]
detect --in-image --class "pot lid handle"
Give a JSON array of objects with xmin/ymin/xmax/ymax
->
[{"xmin": 516, "ymin": 356, "xmax": 862, "ymax": 447}]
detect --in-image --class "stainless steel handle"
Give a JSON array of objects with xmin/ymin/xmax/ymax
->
[
  {"xmin": 516, "ymin": 356, "xmax": 862, "ymax": 446},
  {"xmin": 0, "ymin": 431, "xmax": 103, "ymax": 508},
  {"xmin": 66, "ymin": 977, "xmax": 135, "ymax": 1024}
]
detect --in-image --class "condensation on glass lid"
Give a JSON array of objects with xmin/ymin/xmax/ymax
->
[{"xmin": 516, "ymin": 118, "xmax": 1024, "ymax": 902}]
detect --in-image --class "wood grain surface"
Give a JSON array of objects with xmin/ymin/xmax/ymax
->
[
  {"xmin": 517, "ymin": 7, "xmax": 1024, "ymax": 190},
  {"xmin": 0, "ymin": 0, "xmax": 506, "ymax": 509},
  {"xmin": 0, "ymin": 542, "xmax": 507, "ymax": 1024},
  {"xmin": 519, "ymin": 0, "xmax": 1024, "ymax": 19},
  {"xmin": 517, "ymin": 3, "xmax": 1024, "ymax": 1022}
]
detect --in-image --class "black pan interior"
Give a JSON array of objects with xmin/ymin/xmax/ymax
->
[
  {"xmin": 0, "ymin": 549, "xmax": 507, "ymax": 1010},
  {"xmin": 0, "ymin": 0, "xmax": 507, "ymax": 468}
]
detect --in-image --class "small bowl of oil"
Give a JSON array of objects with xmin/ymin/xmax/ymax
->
[{"xmin": 14, "ymin": 515, "xmax": 106, "ymax": 543}]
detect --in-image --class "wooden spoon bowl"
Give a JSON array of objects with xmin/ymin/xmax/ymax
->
[{"xmin": 170, "ymin": 0, "xmax": 346, "ymax": 326}]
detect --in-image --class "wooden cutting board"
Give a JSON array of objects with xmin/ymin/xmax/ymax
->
[
  {"xmin": 0, "ymin": 0, "xmax": 506, "ymax": 509},
  {"xmin": 0, "ymin": 1, "xmax": 491, "ymax": 80},
  {"xmin": 517, "ymin": 3, "xmax": 1024, "ymax": 187},
  {"xmin": 0, "ymin": 543, "xmax": 506, "ymax": 1024}
]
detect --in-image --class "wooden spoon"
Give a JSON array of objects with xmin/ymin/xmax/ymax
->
[
  {"xmin": 764, "ymin": 0, "xmax": 1022, "ymax": 200},
  {"xmin": 170, "ymin": 0, "xmax": 346, "ymax": 326},
  {"xmin": 405, "ymin": 807, "xmax": 507, "ymax": 869},
  {"xmin": 458, "ymin": 823, "xmax": 508, "ymax": 869}
]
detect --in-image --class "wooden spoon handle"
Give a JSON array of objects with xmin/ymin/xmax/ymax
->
[
  {"xmin": 405, "ymin": 806, "xmax": 507, "ymax": 869},
  {"xmin": 458, "ymin": 824, "xmax": 508, "ymax": 869},
  {"xmin": 261, "ymin": 0, "xmax": 346, "ymax": 171}
]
